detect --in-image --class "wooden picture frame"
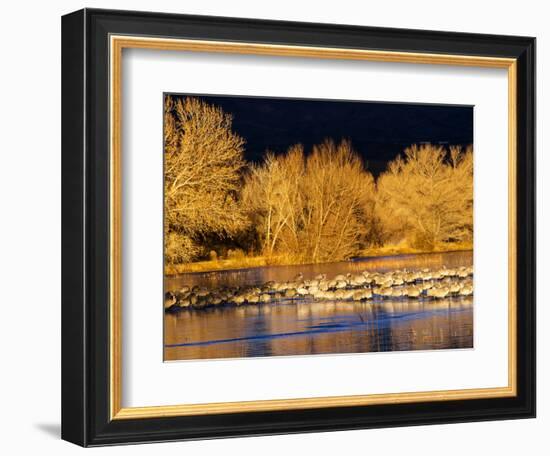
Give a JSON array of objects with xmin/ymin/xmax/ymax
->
[{"xmin": 62, "ymin": 8, "xmax": 535, "ymax": 446}]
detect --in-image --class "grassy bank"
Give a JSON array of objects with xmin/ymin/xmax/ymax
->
[
  {"xmin": 165, "ymin": 254, "xmax": 294, "ymax": 275},
  {"xmin": 359, "ymin": 241, "xmax": 473, "ymax": 258},
  {"xmin": 165, "ymin": 242, "xmax": 473, "ymax": 275}
]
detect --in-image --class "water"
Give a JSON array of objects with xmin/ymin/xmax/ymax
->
[
  {"xmin": 164, "ymin": 251, "xmax": 474, "ymax": 361},
  {"xmin": 165, "ymin": 251, "xmax": 473, "ymax": 290}
]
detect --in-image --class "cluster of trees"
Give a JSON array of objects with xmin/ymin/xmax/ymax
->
[
  {"xmin": 376, "ymin": 144, "xmax": 473, "ymax": 250},
  {"xmin": 164, "ymin": 96, "xmax": 473, "ymax": 266},
  {"xmin": 242, "ymin": 140, "xmax": 376, "ymax": 263}
]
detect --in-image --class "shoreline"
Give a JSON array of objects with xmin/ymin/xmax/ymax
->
[{"xmin": 165, "ymin": 247, "xmax": 473, "ymax": 277}]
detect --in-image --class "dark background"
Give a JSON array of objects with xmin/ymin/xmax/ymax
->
[{"xmin": 170, "ymin": 93, "xmax": 473, "ymax": 176}]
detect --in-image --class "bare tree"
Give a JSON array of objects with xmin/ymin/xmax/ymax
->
[
  {"xmin": 242, "ymin": 145, "xmax": 304, "ymax": 258},
  {"xmin": 242, "ymin": 139, "xmax": 376, "ymax": 262},
  {"xmin": 299, "ymin": 140, "xmax": 376, "ymax": 262},
  {"xmin": 164, "ymin": 96, "xmax": 248, "ymax": 263},
  {"xmin": 163, "ymin": 95, "xmax": 472, "ymax": 269},
  {"xmin": 376, "ymin": 143, "xmax": 473, "ymax": 249}
]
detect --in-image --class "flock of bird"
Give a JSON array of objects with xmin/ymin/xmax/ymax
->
[{"xmin": 165, "ymin": 265, "xmax": 474, "ymax": 312}]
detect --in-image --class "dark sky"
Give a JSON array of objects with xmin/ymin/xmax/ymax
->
[{"xmin": 169, "ymin": 93, "xmax": 473, "ymax": 176}]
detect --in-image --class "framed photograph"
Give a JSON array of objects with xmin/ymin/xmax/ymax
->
[{"xmin": 62, "ymin": 8, "xmax": 535, "ymax": 446}]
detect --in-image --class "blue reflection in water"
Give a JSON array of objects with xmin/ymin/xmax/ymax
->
[{"xmin": 164, "ymin": 298, "xmax": 473, "ymax": 360}]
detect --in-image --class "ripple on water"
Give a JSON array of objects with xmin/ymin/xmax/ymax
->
[{"xmin": 164, "ymin": 297, "xmax": 473, "ymax": 361}]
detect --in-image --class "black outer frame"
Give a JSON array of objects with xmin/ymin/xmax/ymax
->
[{"xmin": 61, "ymin": 8, "xmax": 536, "ymax": 447}]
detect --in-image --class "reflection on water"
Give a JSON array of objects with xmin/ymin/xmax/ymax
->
[
  {"xmin": 164, "ymin": 298, "xmax": 473, "ymax": 361},
  {"xmin": 164, "ymin": 251, "xmax": 474, "ymax": 361},
  {"xmin": 165, "ymin": 251, "xmax": 473, "ymax": 291}
]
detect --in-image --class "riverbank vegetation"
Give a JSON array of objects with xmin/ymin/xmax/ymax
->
[{"xmin": 164, "ymin": 96, "xmax": 473, "ymax": 275}]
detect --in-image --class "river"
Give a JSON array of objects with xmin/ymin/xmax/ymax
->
[{"xmin": 164, "ymin": 251, "xmax": 473, "ymax": 361}]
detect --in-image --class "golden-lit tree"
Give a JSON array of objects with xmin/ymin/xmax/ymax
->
[
  {"xmin": 376, "ymin": 143, "xmax": 473, "ymax": 249},
  {"xmin": 242, "ymin": 140, "xmax": 376, "ymax": 262},
  {"xmin": 163, "ymin": 94, "xmax": 473, "ymax": 268},
  {"xmin": 242, "ymin": 145, "xmax": 304, "ymax": 257},
  {"xmin": 164, "ymin": 96, "xmax": 248, "ymax": 263},
  {"xmin": 299, "ymin": 140, "xmax": 376, "ymax": 262}
]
